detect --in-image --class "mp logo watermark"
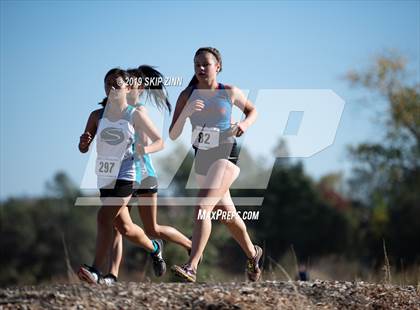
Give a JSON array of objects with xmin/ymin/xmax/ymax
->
[{"xmin": 75, "ymin": 89, "xmax": 345, "ymax": 207}]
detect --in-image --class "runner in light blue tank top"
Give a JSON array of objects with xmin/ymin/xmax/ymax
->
[
  {"xmin": 134, "ymin": 102, "xmax": 157, "ymax": 183},
  {"xmin": 189, "ymin": 83, "xmax": 232, "ymax": 132},
  {"xmin": 169, "ymin": 47, "xmax": 261, "ymax": 283}
]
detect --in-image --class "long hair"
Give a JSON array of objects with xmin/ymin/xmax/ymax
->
[{"xmin": 128, "ymin": 65, "xmax": 171, "ymax": 113}]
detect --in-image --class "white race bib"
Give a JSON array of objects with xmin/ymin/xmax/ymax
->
[
  {"xmin": 192, "ymin": 126, "xmax": 220, "ymax": 150},
  {"xmin": 95, "ymin": 157, "xmax": 121, "ymax": 178}
]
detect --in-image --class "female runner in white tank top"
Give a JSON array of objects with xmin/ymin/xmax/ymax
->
[
  {"xmin": 103, "ymin": 66, "xmax": 192, "ymax": 285},
  {"xmin": 77, "ymin": 68, "xmax": 166, "ymax": 284}
]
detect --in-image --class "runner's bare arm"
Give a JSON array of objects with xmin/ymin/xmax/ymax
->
[
  {"xmin": 137, "ymin": 105, "xmax": 149, "ymax": 145},
  {"xmin": 79, "ymin": 109, "xmax": 101, "ymax": 153},
  {"xmin": 226, "ymin": 85, "xmax": 257, "ymax": 137},
  {"xmin": 133, "ymin": 110, "xmax": 164, "ymax": 155},
  {"xmin": 169, "ymin": 89, "xmax": 190, "ymax": 140}
]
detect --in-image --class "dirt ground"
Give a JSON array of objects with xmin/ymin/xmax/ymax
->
[{"xmin": 1, "ymin": 280, "xmax": 419, "ymax": 309}]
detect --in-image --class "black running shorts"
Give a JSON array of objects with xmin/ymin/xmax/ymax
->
[
  {"xmin": 99, "ymin": 179, "xmax": 134, "ymax": 198},
  {"xmin": 193, "ymin": 141, "xmax": 239, "ymax": 176},
  {"xmin": 132, "ymin": 176, "xmax": 158, "ymax": 196}
]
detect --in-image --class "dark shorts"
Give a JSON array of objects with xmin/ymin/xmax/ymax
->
[
  {"xmin": 193, "ymin": 141, "xmax": 239, "ymax": 176},
  {"xmin": 132, "ymin": 176, "xmax": 158, "ymax": 196},
  {"xmin": 99, "ymin": 179, "xmax": 134, "ymax": 198}
]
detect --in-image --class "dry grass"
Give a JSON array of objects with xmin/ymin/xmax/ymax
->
[
  {"xmin": 382, "ymin": 239, "xmax": 392, "ymax": 286},
  {"xmin": 61, "ymin": 234, "xmax": 79, "ymax": 284},
  {"xmin": 265, "ymin": 253, "xmax": 420, "ymax": 287}
]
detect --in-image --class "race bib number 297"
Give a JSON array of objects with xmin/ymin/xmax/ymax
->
[{"xmin": 95, "ymin": 158, "xmax": 120, "ymax": 178}]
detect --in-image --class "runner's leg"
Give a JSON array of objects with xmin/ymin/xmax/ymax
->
[{"xmin": 138, "ymin": 192, "xmax": 192, "ymax": 250}]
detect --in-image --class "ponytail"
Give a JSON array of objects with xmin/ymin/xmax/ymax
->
[
  {"xmin": 130, "ymin": 65, "xmax": 172, "ymax": 113},
  {"xmin": 188, "ymin": 75, "xmax": 199, "ymax": 87},
  {"xmin": 98, "ymin": 97, "xmax": 107, "ymax": 107}
]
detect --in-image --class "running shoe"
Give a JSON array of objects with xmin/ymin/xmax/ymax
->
[
  {"xmin": 171, "ymin": 264, "xmax": 197, "ymax": 283},
  {"xmin": 77, "ymin": 264, "xmax": 100, "ymax": 284},
  {"xmin": 99, "ymin": 273, "xmax": 117, "ymax": 286},
  {"xmin": 151, "ymin": 239, "xmax": 166, "ymax": 277},
  {"xmin": 246, "ymin": 245, "xmax": 263, "ymax": 282}
]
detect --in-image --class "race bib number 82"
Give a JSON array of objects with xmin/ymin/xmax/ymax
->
[{"xmin": 192, "ymin": 126, "xmax": 220, "ymax": 150}]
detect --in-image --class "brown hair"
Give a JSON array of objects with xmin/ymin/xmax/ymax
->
[
  {"xmin": 127, "ymin": 65, "xmax": 172, "ymax": 112},
  {"xmin": 98, "ymin": 68, "xmax": 130, "ymax": 107},
  {"xmin": 188, "ymin": 47, "xmax": 222, "ymax": 87}
]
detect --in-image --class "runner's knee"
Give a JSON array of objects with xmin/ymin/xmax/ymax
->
[
  {"xmin": 114, "ymin": 218, "xmax": 133, "ymax": 236},
  {"xmin": 212, "ymin": 159, "xmax": 239, "ymax": 179},
  {"xmin": 145, "ymin": 225, "xmax": 161, "ymax": 238}
]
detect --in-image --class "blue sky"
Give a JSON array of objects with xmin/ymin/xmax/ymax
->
[{"xmin": 1, "ymin": 0, "xmax": 419, "ymax": 199}]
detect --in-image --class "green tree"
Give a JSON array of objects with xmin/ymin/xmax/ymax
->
[
  {"xmin": 249, "ymin": 141, "xmax": 351, "ymax": 264},
  {"xmin": 0, "ymin": 172, "xmax": 96, "ymax": 286},
  {"xmin": 345, "ymin": 51, "xmax": 420, "ymax": 265}
]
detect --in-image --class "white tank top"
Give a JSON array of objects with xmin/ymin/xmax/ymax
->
[{"xmin": 95, "ymin": 105, "xmax": 136, "ymax": 188}]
